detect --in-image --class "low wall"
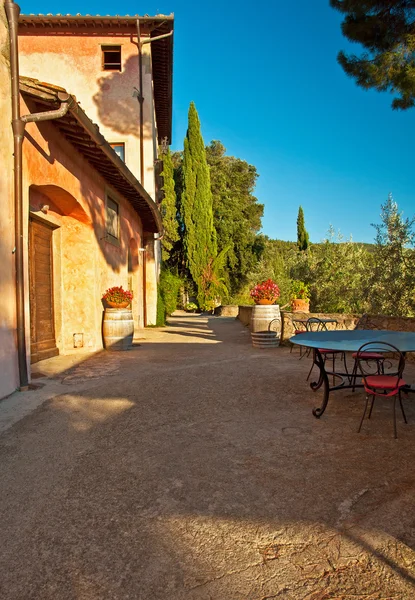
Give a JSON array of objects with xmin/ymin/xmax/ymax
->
[
  {"xmin": 356, "ymin": 314, "xmax": 415, "ymax": 333},
  {"xmin": 281, "ymin": 312, "xmax": 360, "ymax": 343},
  {"xmin": 237, "ymin": 307, "xmax": 415, "ymax": 361},
  {"xmin": 237, "ymin": 306, "xmax": 360, "ymax": 342}
]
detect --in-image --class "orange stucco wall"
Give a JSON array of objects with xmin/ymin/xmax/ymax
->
[
  {"xmin": 19, "ymin": 32, "xmax": 157, "ymax": 197},
  {"xmin": 21, "ymin": 95, "xmax": 147, "ymax": 358},
  {"xmin": 0, "ymin": 4, "xmax": 19, "ymax": 398}
]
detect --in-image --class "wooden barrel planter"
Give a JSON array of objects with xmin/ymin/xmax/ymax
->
[
  {"xmin": 251, "ymin": 304, "xmax": 281, "ymax": 334},
  {"xmin": 102, "ymin": 308, "xmax": 134, "ymax": 351},
  {"xmin": 251, "ymin": 331, "xmax": 280, "ymax": 348}
]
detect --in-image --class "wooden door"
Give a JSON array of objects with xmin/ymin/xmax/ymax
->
[{"xmin": 29, "ymin": 218, "xmax": 59, "ymax": 363}]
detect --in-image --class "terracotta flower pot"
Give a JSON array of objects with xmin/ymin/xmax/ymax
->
[
  {"xmin": 107, "ymin": 300, "xmax": 130, "ymax": 309},
  {"xmin": 291, "ymin": 298, "xmax": 310, "ymax": 313},
  {"xmin": 255, "ymin": 299, "xmax": 274, "ymax": 305}
]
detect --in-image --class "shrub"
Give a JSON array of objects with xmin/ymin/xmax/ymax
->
[
  {"xmin": 185, "ymin": 302, "xmax": 198, "ymax": 312},
  {"xmin": 159, "ymin": 268, "xmax": 182, "ymax": 316},
  {"xmin": 156, "ymin": 288, "xmax": 166, "ymax": 326}
]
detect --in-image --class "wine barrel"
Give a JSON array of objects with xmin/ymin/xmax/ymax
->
[
  {"xmin": 250, "ymin": 304, "xmax": 281, "ymax": 334},
  {"xmin": 103, "ymin": 308, "xmax": 134, "ymax": 351},
  {"xmin": 251, "ymin": 331, "xmax": 280, "ymax": 348}
]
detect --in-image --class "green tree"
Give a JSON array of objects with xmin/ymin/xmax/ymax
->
[
  {"xmin": 308, "ymin": 227, "xmax": 370, "ymax": 314},
  {"xmin": 159, "ymin": 148, "xmax": 179, "ymax": 263},
  {"xmin": 331, "ymin": 0, "xmax": 415, "ymax": 109},
  {"xmin": 296, "ymin": 205, "xmax": 309, "ymax": 251},
  {"xmin": 368, "ymin": 194, "xmax": 415, "ymax": 316},
  {"xmin": 206, "ymin": 141, "xmax": 264, "ymax": 295},
  {"xmin": 181, "ymin": 102, "xmax": 217, "ymax": 307}
]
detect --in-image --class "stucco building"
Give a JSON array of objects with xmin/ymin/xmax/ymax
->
[{"xmin": 0, "ymin": 3, "xmax": 173, "ymax": 399}]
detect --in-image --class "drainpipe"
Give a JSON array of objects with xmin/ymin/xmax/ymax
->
[
  {"xmin": 5, "ymin": 0, "xmax": 70, "ymax": 390},
  {"xmin": 135, "ymin": 20, "xmax": 173, "ymax": 186}
]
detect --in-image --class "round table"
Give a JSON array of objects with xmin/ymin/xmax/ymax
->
[{"xmin": 290, "ymin": 330, "xmax": 415, "ymax": 417}]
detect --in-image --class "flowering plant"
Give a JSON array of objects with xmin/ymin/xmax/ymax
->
[
  {"xmin": 250, "ymin": 279, "xmax": 280, "ymax": 303},
  {"xmin": 290, "ymin": 280, "xmax": 310, "ymax": 300},
  {"xmin": 102, "ymin": 286, "xmax": 133, "ymax": 304}
]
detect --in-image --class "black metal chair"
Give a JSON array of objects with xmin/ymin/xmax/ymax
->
[
  {"xmin": 355, "ymin": 341, "xmax": 408, "ymax": 439},
  {"xmin": 290, "ymin": 313, "xmax": 309, "ymax": 357},
  {"xmin": 305, "ymin": 318, "xmax": 346, "ymax": 383}
]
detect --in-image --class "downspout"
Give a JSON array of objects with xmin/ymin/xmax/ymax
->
[
  {"xmin": 5, "ymin": 0, "xmax": 70, "ymax": 390},
  {"xmin": 136, "ymin": 19, "xmax": 144, "ymax": 186},
  {"xmin": 135, "ymin": 20, "xmax": 173, "ymax": 186}
]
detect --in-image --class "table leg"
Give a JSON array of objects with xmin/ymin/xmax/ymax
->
[{"xmin": 310, "ymin": 349, "xmax": 330, "ymax": 418}]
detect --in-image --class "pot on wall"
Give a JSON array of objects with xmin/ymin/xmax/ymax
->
[
  {"xmin": 291, "ymin": 299, "xmax": 310, "ymax": 313},
  {"xmin": 255, "ymin": 299, "xmax": 274, "ymax": 305}
]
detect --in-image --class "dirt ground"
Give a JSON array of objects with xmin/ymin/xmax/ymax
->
[{"xmin": 1, "ymin": 313, "xmax": 415, "ymax": 599}]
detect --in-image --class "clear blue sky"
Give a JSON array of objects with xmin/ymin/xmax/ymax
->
[{"xmin": 19, "ymin": 0, "xmax": 415, "ymax": 243}]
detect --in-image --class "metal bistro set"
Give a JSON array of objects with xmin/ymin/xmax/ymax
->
[{"xmin": 290, "ymin": 316, "xmax": 415, "ymax": 438}]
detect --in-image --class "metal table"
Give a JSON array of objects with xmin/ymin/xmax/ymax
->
[{"xmin": 290, "ymin": 329, "xmax": 415, "ymax": 418}]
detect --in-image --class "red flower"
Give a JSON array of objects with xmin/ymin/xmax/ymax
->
[
  {"xmin": 102, "ymin": 286, "xmax": 133, "ymax": 304},
  {"xmin": 250, "ymin": 279, "xmax": 280, "ymax": 302}
]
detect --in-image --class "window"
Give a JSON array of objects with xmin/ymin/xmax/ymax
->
[
  {"xmin": 102, "ymin": 45, "xmax": 121, "ymax": 71},
  {"xmin": 106, "ymin": 196, "xmax": 119, "ymax": 241},
  {"xmin": 110, "ymin": 143, "xmax": 125, "ymax": 162}
]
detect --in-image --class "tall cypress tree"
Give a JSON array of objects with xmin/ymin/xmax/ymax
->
[
  {"xmin": 181, "ymin": 102, "xmax": 217, "ymax": 306},
  {"xmin": 159, "ymin": 147, "xmax": 179, "ymax": 263},
  {"xmin": 297, "ymin": 206, "xmax": 309, "ymax": 251}
]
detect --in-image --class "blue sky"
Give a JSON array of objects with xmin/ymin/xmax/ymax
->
[{"xmin": 19, "ymin": 0, "xmax": 415, "ymax": 243}]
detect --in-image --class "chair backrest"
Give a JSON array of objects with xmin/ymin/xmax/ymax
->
[
  {"xmin": 305, "ymin": 317, "xmax": 326, "ymax": 332},
  {"xmin": 355, "ymin": 341, "xmax": 405, "ymax": 380},
  {"xmin": 291, "ymin": 313, "xmax": 308, "ymax": 331}
]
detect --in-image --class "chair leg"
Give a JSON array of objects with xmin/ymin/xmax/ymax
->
[
  {"xmin": 393, "ymin": 396, "xmax": 398, "ymax": 439},
  {"xmin": 368, "ymin": 394, "xmax": 376, "ymax": 419},
  {"xmin": 358, "ymin": 395, "xmax": 370, "ymax": 433},
  {"xmin": 399, "ymin": 391, "xmax": 408, "ymax": 424},
  {"xmin": 351, "ymin": 359, "xmax": 358, "ymax": 391}
]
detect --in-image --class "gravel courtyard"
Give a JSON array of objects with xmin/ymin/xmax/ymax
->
[{"xmin": 1, "ymin": 313, "xmax": 415, "ymax": 599}]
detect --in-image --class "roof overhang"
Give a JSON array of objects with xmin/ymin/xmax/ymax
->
[
  {"xmin": 20, "ymin": 76, "xmax": 163, "ymax": 234},
  {"xmin": 18, "ymin": 14, "xmax": 174, "ymax": 144}
]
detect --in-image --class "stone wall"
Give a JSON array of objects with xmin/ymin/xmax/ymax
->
[
  {"xmin": 237, "ymin": 307, "xmax": 415, "ymax": 362},
  {"xmin": 281, "ymin": 312, "xmax": 360, "ymax": 343},
  {"xmin": 236, "ymin": 306, "xmax": 360, "ymax": 341},
  {"xmin": 356, "ymin": 314, "xmax": 415, "ymax": 333}
]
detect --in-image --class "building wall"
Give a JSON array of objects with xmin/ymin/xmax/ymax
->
[
  {"xmin": 19, "ymin": 32, "xmax": 157, "ymax": 198},
  {"xmin": 0, "ymin": 3, "xmax": 19, "ymax": 398},
  {"xmin": 21, "ymin": 95, "xmax": 149, "ymax": 359}
]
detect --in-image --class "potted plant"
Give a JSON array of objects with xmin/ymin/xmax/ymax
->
[
  {"xmin": 102, "ymin": 286, "xmax": 133, "ymax": 308},
  {"xmin": 250, "ymin": 279, "xmax": 280, "ymax": 305},
  {"xmin": 290, "ymin": 280, "xmax": 310, "ymax": 312},
  {"xmin": 102, "ymin": 286, "xmax": 134, "ymax": 351},
  {"xmin": 185, "ymin": 302, "xmax": 198, "ymax": 313}
]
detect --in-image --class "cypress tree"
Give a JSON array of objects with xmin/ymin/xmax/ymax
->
[
  {"xmin": 159, "ymin": 147, "xmax": 179, "ymax": 263},
  {"xmin": 297, "ymin": 206, "xmax": 309, "ymax": 251},
  {"xmin": 181, "ymin": 102, "xmax": 217, "ymax": 306}
]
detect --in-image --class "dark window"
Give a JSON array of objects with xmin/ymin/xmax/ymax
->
[
  {"xmin": 102, "ymin": 46, "xmax": 121, "ymax": 71},
  {"xmin": 106, "ymin": 196, "xmax": 119, "ymax": 240},
  {"xmin": 110, "ymin": 143, "xmax": 125, "ymax": 162}
]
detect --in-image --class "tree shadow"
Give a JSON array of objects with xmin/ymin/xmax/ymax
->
[{"xmin": 92, "ymin": 54, "xmax": 153, "ymax": 140}]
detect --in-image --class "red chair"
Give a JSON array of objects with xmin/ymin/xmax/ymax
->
[
  {"xmin": 350, "ymin": 350, "xmax": 385, "ymax": 392},
  {"xmin": 355, "ymin": 342, "xmax": 408, "ymax": 439}
]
